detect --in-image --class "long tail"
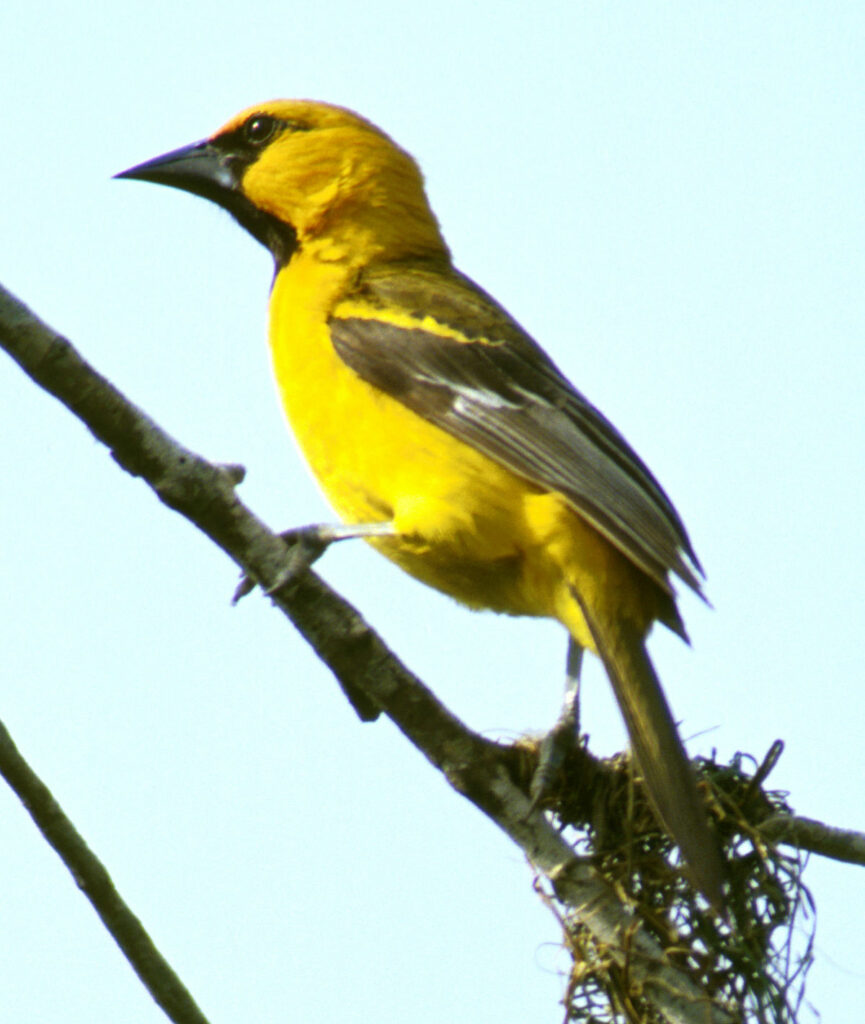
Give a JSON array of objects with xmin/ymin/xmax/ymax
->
[{"xmin": 571, "ymin": 589, "xmax": 725, "ymax": 909}]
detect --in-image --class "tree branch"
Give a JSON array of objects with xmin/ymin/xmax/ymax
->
[
  {"xmin": 10, "ymin": 279, "xmax": 845, "ymax": 1023},
  {"xmin": 760, "ymin": 814, "xmax": 865, "ymax": 866},
  {"xmin": 0, "ymin": 718, "xmax": 212, "ymax": 1024}
]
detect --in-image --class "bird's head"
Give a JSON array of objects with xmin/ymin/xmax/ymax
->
[{"xmin": 116, "ymin": 99, "xmax": 448, "ymax": 267}]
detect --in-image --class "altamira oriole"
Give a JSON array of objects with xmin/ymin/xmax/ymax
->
[{"xmin": 117, "ymin": 100, "xmax": 723, "ymax": 906}]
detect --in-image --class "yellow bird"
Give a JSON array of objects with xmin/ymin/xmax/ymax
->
[{"xmin": 117, "ymin": 100, "xmax": 723, "ymax": 906}]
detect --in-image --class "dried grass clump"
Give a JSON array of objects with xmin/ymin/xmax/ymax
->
[{"xmin": 520, "ymin": 740, "xmax": 814, "ymax": 1023}]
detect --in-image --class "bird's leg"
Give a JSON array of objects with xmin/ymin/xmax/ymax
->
[
  {"xmin": 232, "ymin": 520, "xmax": 397, "ymax": 603},
  {"xmin": 528, "ymin": 637, "xmax": 584, "ymax": 811},
  {"xmin": 268, "ymin": 520, "xmax": 399, "ymax": 592}
]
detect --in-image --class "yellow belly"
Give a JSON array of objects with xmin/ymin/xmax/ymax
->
[{"xmin": 267, "ymin": 264, "xmax": 657, "ymax": 646}]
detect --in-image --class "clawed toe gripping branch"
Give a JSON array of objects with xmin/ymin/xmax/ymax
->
[{"xmin": 233, "ymin": 520, "xmax": 396, "ymax": 603}]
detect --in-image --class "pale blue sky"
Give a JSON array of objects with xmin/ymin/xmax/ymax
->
[{"xmin": 2, "ymin": 3, "xmax": 863, "ymax": 1021}]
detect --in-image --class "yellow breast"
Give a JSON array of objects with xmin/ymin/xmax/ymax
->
[
  {"xmin": 266, "ymin": 255, "xmax": 657, "ymax": 646},
  {"xmin": 268, "ymin": 259, "xmax": 552, "ymax": 613}
]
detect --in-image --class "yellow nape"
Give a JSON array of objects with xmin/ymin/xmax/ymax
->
[{"xmin": 220, "ymin": 100, "xmax": 449, "ymax": 266}]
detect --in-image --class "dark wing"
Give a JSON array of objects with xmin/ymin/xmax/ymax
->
[{"xmin": 330, "ymin": 261, "xmax": 704, "ymax": 598}]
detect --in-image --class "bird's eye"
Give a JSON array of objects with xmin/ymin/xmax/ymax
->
[{"xmin": 243, "ymin": 114, "xmax": 278, "ymax": 147}]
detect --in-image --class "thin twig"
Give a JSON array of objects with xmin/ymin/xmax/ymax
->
[{"xmin": 0, "ymin": 718, "xmax": 212, "ymax": 1024}]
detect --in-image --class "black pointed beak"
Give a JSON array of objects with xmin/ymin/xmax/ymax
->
[
  {"xmin": 114, "ymin": 139, "xmax": 239, "ymax": 201},
  {"xmin": 115, "ymin": 133, "xmax": 298, "ymax": 266}
]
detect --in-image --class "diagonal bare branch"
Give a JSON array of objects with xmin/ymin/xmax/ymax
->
[
  {"xmin": 0, "ymin": 279, "xmax": 790, "ymax": 1023},
  {"xmin": 0, "ymin": 718, "xmax": 212, "ymax": 1024}
]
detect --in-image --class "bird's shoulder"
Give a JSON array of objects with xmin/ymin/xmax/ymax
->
[
  {"xmin": 338, "ymin": 259, "xmax": 545, "ymax": 350},
  {"xmin": 329, "ymin": 258, "xmax": 704, "ymax": 600}
]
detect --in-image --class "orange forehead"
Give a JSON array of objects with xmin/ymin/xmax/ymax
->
[{"xmin": 211, "ymin": 99, "xmax": 386, "ymax": 139}]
